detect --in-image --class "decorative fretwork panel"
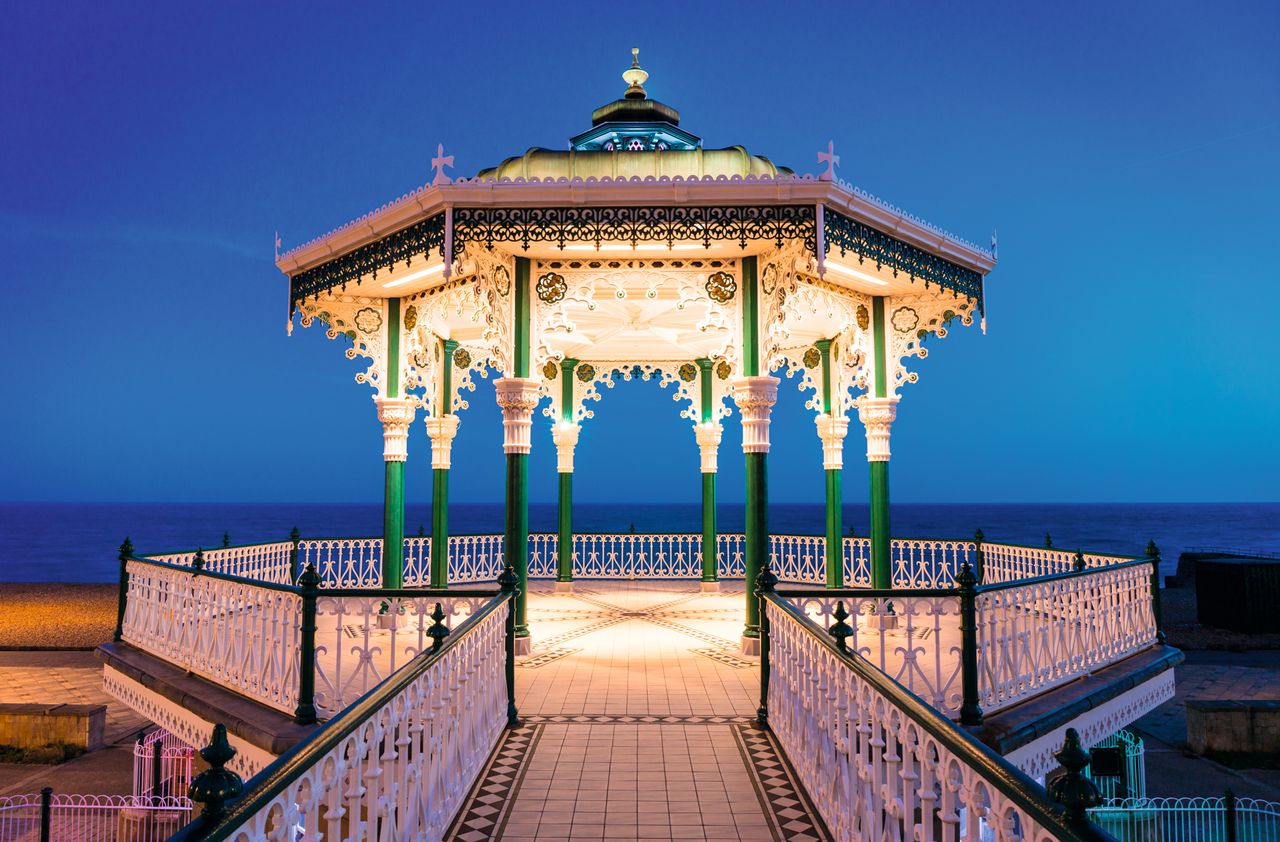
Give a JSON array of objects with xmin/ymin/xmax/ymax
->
[
  {"xmin": 289, "ymin": 212, "xmax": 447, "ymax": 303},
  {"xmin": 825, "ymin": 208, "xmax": 985, "ymax": 305}
]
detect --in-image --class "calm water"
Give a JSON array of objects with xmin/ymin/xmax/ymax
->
[{"xmin": 0, "ymin": 501, "xmax": 1276, "ymax": 583}]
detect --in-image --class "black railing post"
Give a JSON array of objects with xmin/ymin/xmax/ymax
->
[
  {"xmin": 427, "ymin": 603, "xmax": 450, "ymax": 652},
  {"xmin": 289, "ymin": 527, "xmax": 301, "ymax": 583},
  {"xmin": 958, "ymin": 561, "xmax": 984, "ymax": 726},
  {"xmin": 222, "ymin": 532, "xmax": 230, "ymax": 548},
  {"xmin": 1048, "ymin": 728, "xmax": 1102, "ymax": 830},
  {"xmin": 294, "ymin": 563, "xmax": 320, "ymax": 725},
  {"xmin": 828, "ymin": 601, "xmax": 853, "ymax": 654},
  {"xmin": 1225, "ymin": 787, "xmax": 1239, "ymax": 842},
  {"xmin": 39, "ymin": 787, "xmax": 51, "ymax": 842},
  {"xmin": 1074, "ymin": 548, "xmax": 1086, "ymax": 572},
  {"xmin": 499, "ymin": 563, "xmax": 520, "ymax": 728},
  {"xmin": 152, "ymin": 738, "xmax": 163, "ymax": 801},
  {"xmin": 973, "ymin": 528, "xmax": 985, "ymax": 584},
  {"xmin": 192, "ymin": 547, "xmax": 205, "ymax": 574},
  {"xmin": 114, "ymin": 537, "xmax": 133, "ymax": 641},
  {"xmin": 1146, "ymin": 540, "xmax": 1166, "ymax": 644},
  {"xmin": 187, "ymin": 724, "xmax": 244, "ymax": 833},
  {"xmin": 1045, "ymin": 532, "xmax": 1053, "ymax": 549},
  {"xmin": 755, "ymin": 557, "xmax": 778, "ymax": 729}
]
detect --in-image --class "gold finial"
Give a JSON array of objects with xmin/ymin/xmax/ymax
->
[{"xmin": 622, "ymin": 47, "xmax": 648, "ymax": 100}]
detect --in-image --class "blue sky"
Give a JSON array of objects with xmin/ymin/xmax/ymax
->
[{"xmin": 1, "ymin": 1, "xmax": 1277, "ymax": 504}]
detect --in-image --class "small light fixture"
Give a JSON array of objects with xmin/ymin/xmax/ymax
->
[
  {"xmin": 825, "ymin": 261, "xmax": 888, "ymax": 286},
  {"xmin": 382, "ymin": 263, "xmax": 446, "ymax": 289}
]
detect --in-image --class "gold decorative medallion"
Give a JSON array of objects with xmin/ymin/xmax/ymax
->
[
  {"xmin": 403, "ymin": 305, "xmax": 418, "ymax": 330},
  {"xmin": 856, "ymin": 304, "xmax": 870, "ymax": 331},
  {"xmin": 802, "ymin": 347, "xmax": 821, "ymax": 369},
  {"xmin": 542, "ymin": 360, "xmax": 559, "ymax": 380},
  {"xmin": 678, "ymin": 363, "xmax": 698, "ymax": 382},
  {"xmin": 705, "ymin": 271, "xmax": 737, "ymax": 304},
  {"xmin": 453, "ymin": 347, "xmax": 472, "ymax": 369},
  {"xmin": 576, "ymin": 363, "xmax": 596, "ymax": 382},
  {"xmin": 536, "ymin": 272, "xmax": 567, "ymax": 304}
]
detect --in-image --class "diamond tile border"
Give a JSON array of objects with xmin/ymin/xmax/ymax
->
[
  {"xmin": 445, "ymin": 723, "xmax": 543, "ymax": 841},
  {"xmin": 517, "ymin": 647, "xmax": 582, "ymax": 669},
  {"xmin": 690, "ymin": 647, "xmax": 756, "ymax": 669},
  {"xmin": 734, "ymin": 724, "xmax": 833, "ymax": 842},
  {"xmin": 523, "ymin": 713, "xmax": 757, "ymax": 725}
]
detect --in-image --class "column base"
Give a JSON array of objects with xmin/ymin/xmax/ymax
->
[
  {"xmin": 864, "ymin": 614, "xmax": 899, "ymax": 631},
  {"xmin": 515, "ymin": 635, "xmax": 534, "ymax": 656},
  {"xmin": 699, "ymin": 581, "xmax": 721, "ymax": 593},
  {"xmin": 554, "ymin": 581, "xmax": 574, "ymax": 593},
  {"xmin": 740, "ymin": 635, "xmax": 761, "ymax": 656}
]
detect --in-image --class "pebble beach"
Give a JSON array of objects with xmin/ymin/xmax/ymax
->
[{"xmin": 0, "ymin": 583, "xmax": 116, "ymax": 649}]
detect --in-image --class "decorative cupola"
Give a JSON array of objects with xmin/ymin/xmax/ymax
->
[{"xmin": 569, "ymin": 49, "xmax": 702, "ymax": 152}]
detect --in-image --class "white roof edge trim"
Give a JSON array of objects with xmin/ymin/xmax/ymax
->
[{"xmin": 276, "ymin": 175, "xmax": 996, "ymax": 277}]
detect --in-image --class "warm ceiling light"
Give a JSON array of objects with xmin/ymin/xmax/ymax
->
[
  {"xmin": 382, "ymin": 263, "xmax": 445, "ymax": 289},
  {"xmin": 826, "ymin": 261, "xmax": 889, "ymax": 286}
]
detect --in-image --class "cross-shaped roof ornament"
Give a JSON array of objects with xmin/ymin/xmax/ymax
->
[
  {"xmin": 431, "ymin": 144, "xmax": 454, "ymax": 186},
  {"xmin": 818, "ymin": 140, "xmax": 840, "ymax": 182}
]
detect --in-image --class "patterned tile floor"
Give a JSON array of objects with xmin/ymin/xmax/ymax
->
[{"xmin": 450, "ymin": 580, "xmax": 829, "ymax": 841}]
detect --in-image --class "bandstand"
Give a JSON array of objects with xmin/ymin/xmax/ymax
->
[{"xmin": 97, "ymin": 53, "xmax": 1183, "ymax": 842}]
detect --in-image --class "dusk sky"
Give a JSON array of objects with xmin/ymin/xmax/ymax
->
[{"xmin": 2, "ymin": 1, "xmax": 1277, "ymax": 505}]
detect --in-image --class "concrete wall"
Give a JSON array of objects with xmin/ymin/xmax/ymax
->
[
  {"xmin": 0, "ymin": 703, "xmax": 106, "ymax": 751},
  {"xmin": 1187, "ymin": 700, "xmax": 1280, "ymax": 759}
]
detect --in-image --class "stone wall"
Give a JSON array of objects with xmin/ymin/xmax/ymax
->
[
  {"xmin": 0, "ymin": 703, "xmax": 106, "ymax": 751},
  {"xmin": 1187, "ymin": 700, "xmax": 1280, "ymax": 761}
]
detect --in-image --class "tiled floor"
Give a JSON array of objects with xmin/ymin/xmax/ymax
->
[{"xmin": 449, "ymin": 580, "xmax": 828, "ymax": 841}]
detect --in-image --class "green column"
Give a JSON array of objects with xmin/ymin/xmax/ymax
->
[
  {"xmin": 430, "ymin": 339, "xmax": 457, "ymax": 589},
  {"xmin": 382, "ymin": 298, "xmax": 405, "ymax": 589},
  {"xmin": 508, "ymin": 257, "xmax": 531, "ymax": 638},
  {"xmin": 817, "ymin": 339, "xmax": 843, "ymax": 588},
  {"xmin": 740, "ymin": 256, "xmax": 768, "ymax": 641},
  {"xmin": 869, "ymin": 296, "xmax": 892, "ymax": 589},
  {"xmin": 556, "ymin": 358, "xmax": 577, "ymax": 585},
  {"xmin": 697, "ymin": 358, "xmax": 717, "ymax": 585}
]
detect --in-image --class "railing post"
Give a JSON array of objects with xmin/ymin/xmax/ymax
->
[
  {"xmin": 973, "ymin": 528, "xmax": 985, "ymax": 584},
  {"xmin": 114, "ymin": 537, "xmax": 133, "ymax": 641},
  {"xmin": 755, "ymin": 557, "xmax": 778, "ymax": 729},
  {"xmin": 828, "ymin": 601, "xmax": 852, "ymax": 653},
  {"xmin": 958, "ymin": 561, "xmax": 984, "ymax": 726},
  {"xmin": 222, "ymin": 532, "xmax": 230, "ymax": 548},
  {"xmin": 289, "ymin": 527, "xmax": 301, "ymax": 582},
  {"xmin": 294, "ymin": 563, "xmax": 320, "ymax": 725},
  {"xmin": 1225, "ymin": 787, "xmax": 1239, "ymax": 842},
  {"xmin": 1146, "ymin": 540, "xmax": 1166, "ymax": 644},
  {"xmin": 1045, "ymin": 532, "xmax": 1053, "ymax": 549},
  {"xmin": 499, "ymin": 563, "xmax": 520, "ymax": 728},
  {"xmin": 427, "ymin": 602, "xmax": 450, "ymax": 652},
  {"xmin": 39, "ymin": 786, "xmax": 51, "ymax": 842},
  {"xmin": 1048, "ymin": 728, "xmax": 1102, "ymax": 830},
  {"xmin": 192, "ymin": 547, "xmax": 205, "ymax": 574},
  {"xmin": 188, "ymin": 724, "xmax": 244, "ymax": 833},
  {"xmin": 152, "ymin": 737, "xmax": 163, "ymax": 801},
  {"xmin": 1074, "ymin": 548, "xmax": 1086, "ymax": 572}
]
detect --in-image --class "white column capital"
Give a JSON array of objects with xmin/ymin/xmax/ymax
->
[
  {"xmin": 494, "ymin": 377, "xmax": 541, "ymax": 455},
  {"xmin": 815, "ymin": 413, "xmax": 850, "ymax": 471},
  {"xmin": 856, "ymin": 395, "xmax": 900, "ymax": 463},
  {"xmin": 693, "ymin": 422, "xmax": 723, "ymax": 473},
  {"xmin": 424, "ymin": 414, "xmax": 461, "ymax": 470},
  {"xmin": 375, "ymin": 397, "xmax": 417, "ymax": 462},
  {"xmin": 551, "ymin": 422, "xmax": 581, "ymax": 473},
  {"xmin": 730, "ymin": 376, "xmax": 779, "ymax": 454}
]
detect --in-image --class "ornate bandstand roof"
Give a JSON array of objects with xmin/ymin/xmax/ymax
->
[{"xmin": 278, "ymin": 51, "xmax": 998, "ymax": 419}]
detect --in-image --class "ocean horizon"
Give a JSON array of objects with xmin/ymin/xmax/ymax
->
[{"xmin": 0, "ymin": 501, "xmax": 1276, "ymax": 584}]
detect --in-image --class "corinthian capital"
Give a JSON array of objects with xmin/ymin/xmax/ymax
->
[
  {"xmin": 815, "ymin": 413, "xmax": 850, "ymax": 471},
  {"xmin": 494, "ymin": 378, "xmax": 542, "ymax": 455},
  {"xmin": 693, "ymin": 422, "xmax": 723, "ymax": 473},
  {"xmin": 730, "ymin": 376, "xmax": 779, "ymax": 455},
  {"xmin": 423, "ymin": 414, "xmax": 461, "ymax": 470},
  {"xmin": 855, "ymin": 396, "xmax": 900, "ymax": 463},
  {"xmin": 375, "ymin": 397, "xmax": 417, "ymax": 462},
  {"xmin": 551, "ymin": 422, "xmax": 581, "ymax": 473}
]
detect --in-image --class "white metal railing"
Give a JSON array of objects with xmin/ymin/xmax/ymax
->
[
  {"xmin": 569, "ymin": 533, "xmax": 702, "ymax": 578},
  {"xmin": 763, "ymin": 597, "xmax": 1095, "ymax": 842},
  {"xmin": 312, "ymin": 592, "xmax": 493, "ymax": 717},
  {"xmin": 785, "ymin": 593, "xmax": 964, "ymax": 716},
  {"xmin": 187, "ymin": 597, "xmax": 510, "ymax": 841},
  {"xmin": 1090, "ymin": 795, "xmax": 1280, "ymax": 841},
  {"xmin": 975, "ymin": 562, "xmax": 1157, "ymax": 712},
  {"xmin": 133, "ymin": 729, "xmax": 194, "ymax": 801},
  {"xmin": 121, "ymin": 559, "xmax": 302, "ymax": 715},
  {"xmin": 891, "ymin": 538, "xmax": 973, "ymax": 588},
  {"xmin": 718, "ymin": 533, "xmax": 746, "ymax": 578},
  {"xmin": 146, "ymin": 541, "xmax": 295, "ymax": 584},
  {"xmin": 0, "ymin": 792, "xmax": 191, "ymax": 842},
  {"xmin": 446, "ymin": 534, "xmax": 505, "ymax": 583},
  {"xmin": 297, "ymin": 537, "xmax": 383, "ymax": 588},
  {"xmin": 403, "ymin": 535, "xmax": 431, "ymax": 586},
  {"xmin": 770, "ymin": 534, "xmax": 826, "ymax": 584},
  {"xmin": 529, "ymin": 532, "xmax": 557, "ymax": 577},
  {"xmin": 843, "ymin": 536, "xmax": 873, "ymax": 585}
]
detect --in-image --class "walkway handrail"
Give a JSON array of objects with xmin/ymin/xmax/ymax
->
[
  {"xmin": 761, "ymin": 591, "xmax": 1115, "ymax": 841},
  {"xmin": 170, "ymin": 589, "xmax": 515, "ymax": 841}
]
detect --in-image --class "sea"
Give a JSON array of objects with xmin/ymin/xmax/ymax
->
[{"xmin": 0, "ymin": 501, "xmax": 1276, "ymax": 584}]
